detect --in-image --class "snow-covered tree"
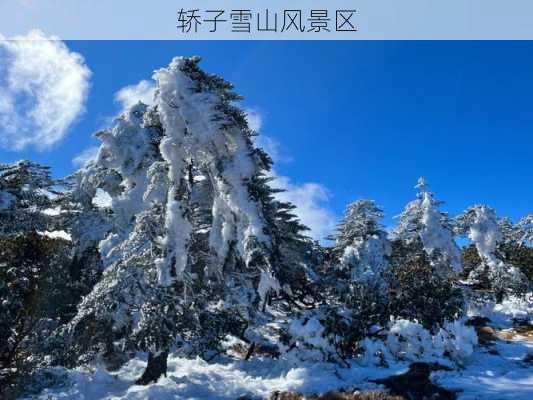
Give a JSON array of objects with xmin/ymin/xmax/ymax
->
[
  {"xmin": 51, "ymin": 171, "xmax": 112, "ymax": 314},
  {"xmin": 250, "ymin": 172, "xmax": 317, "ymax": 310},
  {"xmin": 332, "ymin": 199, "xmax": 391, "ymax": 286},
  {"xmin": 503, "ymin": 214, "xmax": 533, "ymax": 283},
  {"xmin": 0, "ymin": 161, "xmax": 60, "ymax": 236},
  {"xmin": 456, "ymin": 205, "xmax": 502, "ymax": 265},
  {"xmin": 393, "ymin": 177, "xmax": 462, "ymax": 276},
  {"xmin": 386, "ymin": 179, "xmax": 465, "ymax": 329},
  {"xmin": 65, "ymin": 102, "xmax": 174, "ymax": 381},
  {"xmin": 0, "ymin": 161, "xmax": 83, "ymax": 395},
  {"xmin": 68, "ymin": 57, "xmax": 313, "ymax": 383},
  {"xmin": 387, "ymin": 246, "xmax": 463, "ymax": 330},
  {"xmin": 498, "ymin": 213, "xmax": 533, "ymax": 247},
  {"xmin": 0, "ymin": 232, "xmax": 73, "ymax": 398},
  {"xmin": 499, "ymin": 217, "xmax": 521, "ymax": 245},
  {"xmin": 517, "ymin": 214, "xmax": 533, "ymax": 246},
  {"xmin": 315, "ymin": 200, "xmax": 392, "ymax": 360},
  {"xmin": 456, "ymin": 205, "xmax": 529, "ymax": 299}
]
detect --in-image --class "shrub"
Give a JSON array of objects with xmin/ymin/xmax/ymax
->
[
  {"xmin": 388, "ymin": 240, "xmax": 463, "ymax": 330},
  {"xmin": 0, "ymin": 233, "xmax": 72, "ymax": 398}
]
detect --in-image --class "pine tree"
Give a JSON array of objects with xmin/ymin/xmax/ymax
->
[
  {"xmin": 0, "ymin": 229, "xmax": 73, "ymax": 397},
  {"xmin": 394, "ymin": 177, "xmax": 462, "ymax": 276},
  {"xmin": 517, "ymin": 214, "xmax": 533, "ymax": 246},
  {"xmin": 332, "ymin": 199, "xmax": 391, "ymax": 286},
  {"xmin": 498, "ymin": 215, "xmax": 533, "ymax": 284},
  {"xmin": 152, "ymin": 56, "xmax": 315, "ymax": 318},
  {"xmin": 249, "ymin": 171, "xmax": 317, "ymax": 310},
  {"xmin": 387, "ymin": 245, "xmax": 463, "ymax": 330},
  {"xmin": 388, "ymin": 179, "xmax": 464, "ymax": 328},
  {"xmin": 0, "ymin": 161, "xmax": 67, "ymax": 394},
  {"xmin": 456, "ymin": 205, "xmax": 529, "ymax": 300},
  {"xmin": 0, "ymin": 161, "xmax": 60, "ymax": 236},
  {"xmin": 318, "ymin": 200, "xmax": 392, "ymax": 359},
  {"xmin": 499, "ymin": 217, "xmax": 521, "ymax": 245},
  {"xmin": 66, "ymin": 102, "xmax": 173, "ymax": 380},
  {"xmin": 56, "ymin": 171, "xmax": 112, "ymax": 310},
  {"xmin": 69, "ymin": 57, "xmax": 314, "ymax": 383}
]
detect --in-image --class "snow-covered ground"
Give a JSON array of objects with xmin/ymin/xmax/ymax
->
[
  {"xmin": 26, "ymin": 344, "xmax": 533, "ymax": 400},
  {"xmin": 25, "ymin": 296, "xmax": 533, "ymax": 400},
  {"xmin": 24, "ymin": 354, "xmax": 415, "ymax": 400},
  {"xmin": 434, "ymin": 294, "xmax": 533, "ymax": 400},
  {"xmin": 434, "ymin": 338, "xmax": 533, "ymax": 400}
]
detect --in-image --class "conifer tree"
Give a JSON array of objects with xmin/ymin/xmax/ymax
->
[
  {"xmin": 318, "ymin": 200, "xmax": 392, "ymax": 359},
  {"xmin": 394, "ymin": 177, "xmax": 462, "ymax": 276},
  {"xmin": 69, "ymin": 57, "xmax": 314, "ymax": 383},
  {"xmin": 517, "ymin": 214, "xmax": 533, "ymax": 246},
  {"xmin": 332, "ymin": 199, "xmax": 391, "ymax": 286},
  {"xmin": 66, "ymin": 102, "xmax": 172, "ymax": 381},
  {"xmin": 500, "ymin": 214, "xmax": 533, "ymax": 282},
  {"xmin": 456, "ymin": 205, "xmax": 529, "ymax": 299},
  {"xmin": 0, "ymin": 162, "xmax": 75, "ymax": 397},
  {"xmin": 0, "ymin": 161, "xmax": 60, "ymax": 235},
  {"xmin": 0, "ymin": 233, "xmax": 72, "ymax": 398},
  {"xmin": 388, "ymin": 178, "xmax": 464, "ymax": 328}
]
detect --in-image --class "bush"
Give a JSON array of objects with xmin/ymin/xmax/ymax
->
[
  {"xmin": 321, "ymin": 282, "xmax": 390, "ymax": 360},
  {"xmin": 461, "ymin": 245, "xmax": 483, "ymax": 280},
  {"xmin": 461, "ymin": 243, "xmax": 531, "ymax": 299},
  {"xmin": 498, "ymin": 243, "xmax": 533, "ymax": 283},
  {"xmin": 0, "ymin": 233, "xmax": 72, "ymax": 398},
  {"xmin": 360, "ymin": 318, "xmax": 477, "ymax": 367},
  {"xmin": 388, "ymin": 240, "xmax": 464, "ymax": 330}
]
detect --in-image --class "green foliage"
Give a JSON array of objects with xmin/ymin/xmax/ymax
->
[
  {"xmin": 388, "ymin": 240, "xmax": 464, "ymax": 331},
  {"xmin": 0, "ymin": 161, "xmax": 60, "ymax": 235},
  {"xmin": 131, "ymin": 286, "xmax": 185, "ymax": 354},
  {"xmin": 461, "ymin": 245, "xmax": 483, "ymax": 279},
  {"xmin": 323, "ymin": 282, "xmax": 390, "ymax": 359},
  {"xmin": 3, "ymin": 58, "xmax": 532, "ymax": 388},
  {"xmin": 461, "ymin": 243, "xmax": 531, "ymax": 296},
  {"xmin": 0, "ymin": 233, "xmax": 72, "ymax": 398},
  {"xmin": 499, "ymin": 243, "xmax": 533, "ymax": 283}
]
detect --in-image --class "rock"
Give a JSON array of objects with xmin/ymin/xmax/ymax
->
[
  {"xmin": 465, "ymin": 316, "xmax": 492, "ymax": 327},
  {"xmin": 523, "ymin": 353, "xmax": 533, "ymax": 365},
  {"xmin": 476, "ymin": 326, "xmax": 499, "ymax": 345}
]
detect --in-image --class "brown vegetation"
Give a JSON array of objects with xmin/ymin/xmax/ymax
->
[{"xmin": 268, "ymin": 390, "xmax": 404, "ymax": 400}]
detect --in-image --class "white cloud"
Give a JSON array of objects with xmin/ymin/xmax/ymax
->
[
  {"xmin": 72, "ymin": 146, "xmax": 99, "ymax": 168},
  {"xmin": 272, "ymin": 172, "xmax": 337, "ymax": 242},
  {"xmin": 0, "ymin": 30, "xmax": 91, "ymax": 151},
  {"xmin": 115, "ymin": 79, "xmax": 155, "ymax": 111},
  {"xmin": 254, "ymin": 135, "xmax": 294, "ymax": 164},
  {"xmin": 246, "ymin": 107, "xmax": 337, "ymax": 241},
  {"xmin": 245, "ymin": 108, "xmax": 263, "ymax": 132},
  {"xmin": 248, "ymin": 109, "xmax": 292, "ymax": 164}
]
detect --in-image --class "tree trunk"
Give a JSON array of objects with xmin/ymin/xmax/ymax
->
[
  {"xmin": 496, "ymin": 290, "xmax": 505, "ymax": 304},
  {"xmin": 135, "ymin": 351, "xmax": 169, "ymax": 385},
  {"xmin": 245, "ymin": 342, "xmax": 256, "ymax": 361}
]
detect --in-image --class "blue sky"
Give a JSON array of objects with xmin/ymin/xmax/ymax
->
[{"xmin": 1, "ymin": 40, "xmax": 532, "ymax": 237}]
